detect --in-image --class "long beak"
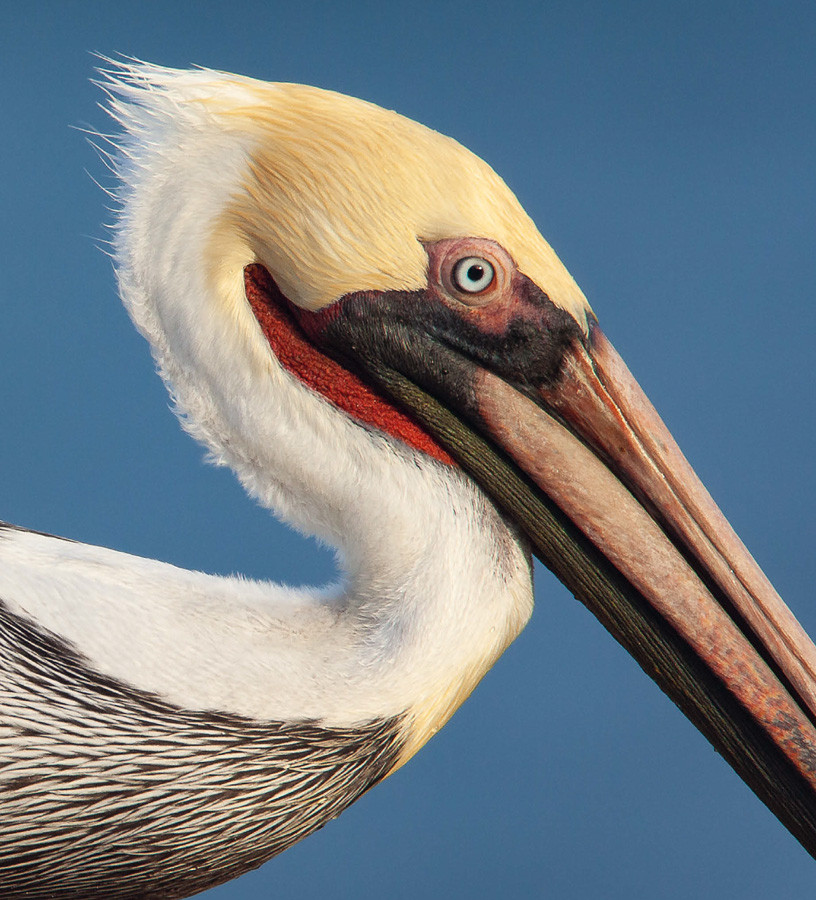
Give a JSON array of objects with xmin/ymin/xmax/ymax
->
[{"xmin": 270, "ymin": 261, "xmax": 816, "ymax": 856}]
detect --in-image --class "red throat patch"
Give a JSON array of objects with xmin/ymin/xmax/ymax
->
[{"xmin": 243, "ymin": 265, "xmax": 455, "ymax": 466}]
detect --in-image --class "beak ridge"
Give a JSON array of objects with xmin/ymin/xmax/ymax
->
[{"xmin": 542, "ymin": 328, "xmax": 816, "ymax": 723}]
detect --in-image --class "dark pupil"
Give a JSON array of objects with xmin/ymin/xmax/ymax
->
[{"xmin": 466, "ymin": 264, "xmax": 484, "ymax": 283}]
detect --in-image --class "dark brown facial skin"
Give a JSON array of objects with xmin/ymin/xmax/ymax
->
[{"xmin": 295, "ymin": 237, "xmax": 587, "ymax": 426}]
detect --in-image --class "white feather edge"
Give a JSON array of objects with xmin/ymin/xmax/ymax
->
[{"xmin": 0, "ymin": 63, "xmax": 535, "ymax": 757}]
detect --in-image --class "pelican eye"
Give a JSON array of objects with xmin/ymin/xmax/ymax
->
[{"xmin": 451, "ymin": 257, "xmax": 495, "ymax": 293}]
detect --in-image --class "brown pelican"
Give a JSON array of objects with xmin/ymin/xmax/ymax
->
[{"xmin": 0, "ymin": 61, "xmax": 814, "ymax": 898}]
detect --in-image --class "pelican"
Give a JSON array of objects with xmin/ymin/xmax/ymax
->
[{"xmin": 1, "ymin": 61, "xmax": 814, "ymax": 898}]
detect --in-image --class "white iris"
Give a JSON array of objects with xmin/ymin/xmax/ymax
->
[{"xmin": 452, "ymin": 257, "xmax": 495, "ymax": 293}]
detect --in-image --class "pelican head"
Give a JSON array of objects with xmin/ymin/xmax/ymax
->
[{"xmin": 105, "ymin": 61, "xmax": 816, "ymax": 858}]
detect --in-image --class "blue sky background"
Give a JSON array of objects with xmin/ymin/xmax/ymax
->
[{"xmin": 1, "ymin": 2, "xmax": 815, "ymax": 897}]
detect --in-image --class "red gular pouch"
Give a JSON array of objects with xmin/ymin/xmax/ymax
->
[{"xmin": 243, "ymin": 263, "xmax": 456, "ymax": 466}]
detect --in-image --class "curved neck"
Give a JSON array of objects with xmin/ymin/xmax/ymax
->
[{"xmin": 102, "ymin": 66, "xmax": 536, "ymax": 749}]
